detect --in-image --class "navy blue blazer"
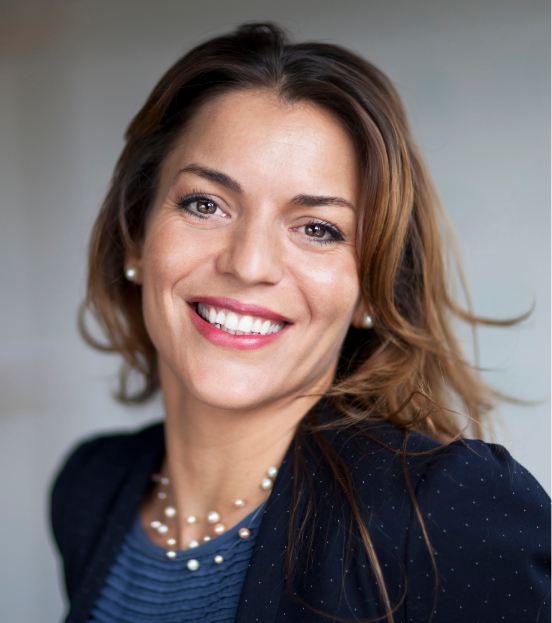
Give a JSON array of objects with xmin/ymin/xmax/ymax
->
[{"xmin": 51, "ymin": 404, "xmax": 550, "ymax": 623}]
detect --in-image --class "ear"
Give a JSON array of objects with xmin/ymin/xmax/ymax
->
[{"xmin": 124, "ymin": 248, "xmax": 143, "ymax": 284}]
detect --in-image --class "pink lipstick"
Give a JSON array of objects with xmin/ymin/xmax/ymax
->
[{"xmin": 188, "ymin": 299, "xmax": 291, "ymax": 350}]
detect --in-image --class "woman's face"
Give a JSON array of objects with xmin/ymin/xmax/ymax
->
[{"xmin": 138, "ymin": 89, "xmax": 361, "ymax": 410}]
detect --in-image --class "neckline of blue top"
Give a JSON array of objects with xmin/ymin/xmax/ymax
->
[{"xmin": 132, "ymin": 501, "xmax": 266, "ymax": 561}]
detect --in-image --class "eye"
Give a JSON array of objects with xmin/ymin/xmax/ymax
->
[
  {"xmin": 177, "ymin": 193, "xmax": 226, "ymax": 219},
  {"xmin": 193, "ymin": 199, "xmax": 218, "ymax": 214},
  {"xmin": 299, "ymin": 221, "xmax": 345, "ymax": 243},
  {"xmin": 305, "ymin": 223, "xmax": 330, "ymax": 238}
]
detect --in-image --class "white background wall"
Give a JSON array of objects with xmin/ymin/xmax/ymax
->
[{"xmin": 0, "ymin": 1, "xmax": 549, "ymax": 621}]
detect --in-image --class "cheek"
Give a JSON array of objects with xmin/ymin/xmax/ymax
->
[
  {"xmin": 143, "ymin": 216, "xmax": 220, "ymax": 291},
  {"xmin": 140, "ymin": 220, "xmax": 209, "ymax": 340},
  {"xmin": 146, "ymin": 219, "xmax": 202, "ymax": 273},
  {"xmin": 294, "ymin": 249, "xmax": 360, "ymax": 328}
]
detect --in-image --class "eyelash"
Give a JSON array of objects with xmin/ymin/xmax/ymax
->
[
  {"xmin": 301, "ymin": 220, "xmax": 345, "ymax": 244},
  {"xmin": 176, "ymin": 192, "xmax": 345, "ymax": 244},
  {"xmin": 176, "ymin": 192, "xmax": 222, "ymax": 220}
]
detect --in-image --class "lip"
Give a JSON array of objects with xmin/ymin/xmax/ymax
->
[
  {"xmin": 190, "ymin": 296, "xmax": 290, "ymax": 323},
  {"xmin": 189, "ymin": 303, "xmax": 291, "ymax": 350}
]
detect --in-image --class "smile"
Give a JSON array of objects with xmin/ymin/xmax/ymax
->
[
  {"xmin": 189, "ymin": 297, "xmax": 291, "ymax": 350},
  {"xmin": 197, "ymin": 303, "xmax": 286, "ymax": 336}
]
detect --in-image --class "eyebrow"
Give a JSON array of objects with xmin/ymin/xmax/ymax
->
[
  {"xmin": 290, "ymin": 194, "xmax": 355, "ymax": 211},
  {"xmin": 177, "ymin": 165, "xmax": 243, "ymax": 193},
  {"xmin": 177, "ymin": 164, "xmax": 354, "ymax": 211}
]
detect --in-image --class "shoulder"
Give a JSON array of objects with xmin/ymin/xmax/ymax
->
[
  {"xmin": 409, "ymin": 436, "xmax": 551, "ymax": 565},
  {"xmin": 413, "ymin": 437, "xmax": 550, "ymax": 526},
  {"xmin": 50, "ymin": 421, "xmax": 164, "ymax": 580},
  {"xmin": 51, "ymin": 421, "xmax": 164, "ymax": 509},
  {"xmin": 335, "ymin": 421, "xmax": 550, "ymax": 539},
  {"xmin": 406, "ymin": 437, "xmax": 550, "ymax": 620},
  {"xmin": 332, "ymin": 420, "xmax": 549, "ymax": 512},
  {"xmin": 330, "ymin": 423, "xmax": 550, "ymax": 619},
  {"xmin": 58, "ymin": 419, "xmax": 164, "ymax": 468},
  {"xmin": 413, "ymin": 436, "xmax": 551, "ymax": 558}
]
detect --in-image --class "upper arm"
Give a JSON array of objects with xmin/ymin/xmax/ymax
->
[
  {"xmin": 49, "ymin": 434, "xmax": 131, "ymax": 598},
  {"xmin": 405, "ymin": 441, "xmax": 551, "ymax": 622},
  {"xmin": 50, "ymin": 437, "xmax": 107, "ymax": 557}
]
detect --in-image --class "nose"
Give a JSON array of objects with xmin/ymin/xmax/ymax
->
[{"xmin": 216, "ymin": 214, "xmax": 283, "ymax": 286}]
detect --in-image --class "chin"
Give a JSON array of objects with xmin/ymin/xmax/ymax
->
[
  {"xmin": 187, "ymin": 375, "xmax": 280, "ymax": 412},
  {"xmin": 157, "ymin": 332, "xmax": 341, "ymax": 414}
]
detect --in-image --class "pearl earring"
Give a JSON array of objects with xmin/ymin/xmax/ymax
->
[
  {"xmin": 361, "ymin": 313, "xmax": 373, "ymax": 329},
  {"xmin": 125, "ymin": 266, "xmax": 138, "ymax": 282}
]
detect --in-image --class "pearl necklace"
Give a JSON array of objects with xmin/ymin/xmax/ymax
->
[{"xmin": 149, "ymin": 466, "xmax": 278, "ymax": 567}]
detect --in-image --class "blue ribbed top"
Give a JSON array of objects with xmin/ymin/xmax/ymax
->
[{"xmin": 89, "ymin": 505, "xmax": 264, "ymax": 623}]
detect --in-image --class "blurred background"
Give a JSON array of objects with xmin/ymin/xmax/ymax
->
[{"xmin": 0, "ymin": 0, "xmax": 549, "ymax": 621}]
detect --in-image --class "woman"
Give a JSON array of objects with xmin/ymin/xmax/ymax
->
[{"xmin": 51, "ymin": 23, "xmax": 550, "ymax": 623}]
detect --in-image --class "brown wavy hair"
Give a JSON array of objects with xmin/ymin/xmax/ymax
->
[{"xmin": 80, "ymin": 23, "xmax": 517, "ymax": 621}]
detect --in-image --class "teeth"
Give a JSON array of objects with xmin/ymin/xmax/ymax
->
[
  {"xmin": 224, "ymin": 312, "xmax": 239, "ymax": 331},
  {"xmin": 237, "ymin": 315, "xmax": 253, "ymax": 333},
  {"xmin": 197, "ymin": 303, "xmax": 285, "ymax": 336}
]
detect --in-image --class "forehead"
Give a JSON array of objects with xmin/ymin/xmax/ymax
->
[{"xmin": 159, "ymin": 89, "xmax": 359, "ymax": 199}]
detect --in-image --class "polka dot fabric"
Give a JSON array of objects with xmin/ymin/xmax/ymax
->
[
  {"xmin": 405, "ymin": 440, "xmax": 551, "ymax": 622},
  {"xmin": 51, "ymin": 403, "xmax": 550, "ymax": 623}
]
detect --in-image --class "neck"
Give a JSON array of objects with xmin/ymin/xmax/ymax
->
[{"xmin": 157, "ymin": 358, "xmax": 333, "ymax": 546}]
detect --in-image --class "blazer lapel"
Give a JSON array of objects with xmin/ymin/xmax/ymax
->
[
  {"xmin": 235, "ymin": 401, "xmax": 336, "ymax": 623},
  {"xmin": 233, "ymin": 434, "xmax": 296, "ymax": 623}
]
